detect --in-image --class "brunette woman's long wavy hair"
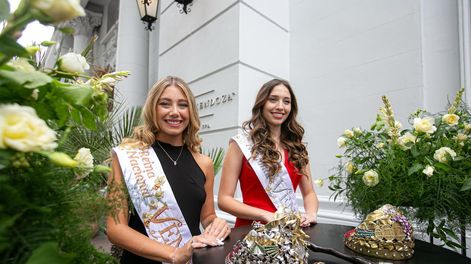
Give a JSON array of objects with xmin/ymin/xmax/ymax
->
[
  {"xmin": 242, "ymin": 79, "xmax": 309, "ymax": 178},
  {"xmin": 122, "ymin": 76, "xmax": 201, "ymax": 152}
]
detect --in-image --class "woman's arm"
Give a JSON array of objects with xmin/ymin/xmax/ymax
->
[
  {"xmin": 298, "ymin": 162, "xmax": 319, "ymax": 227},
  {"xmin": 193, "ymin": 153, "xmax": 230, "ymax": 240},
  {"xmin": 218, "ymin": 141, "xmax": 275, "ymax": 222},
  {"xmin": 106, "ymin": 153, "xmax": 192, "ymax": 263}
]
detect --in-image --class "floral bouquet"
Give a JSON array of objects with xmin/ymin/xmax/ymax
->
[
  {"xmin": 329, "ymin": 88, "xmax": 471, "ymax": 250},
  {"xmin": 0, "ymin": 0, "xmax": 130, "ymax": 263}
]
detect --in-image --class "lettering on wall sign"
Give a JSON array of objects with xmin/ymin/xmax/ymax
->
[
  {"xmin": 198, "ymin": 92, "xmax": 236, "ymax": 110},
  {"xmin": 197, "ymin": 91, "xmax": 237, "ymax": 130}
]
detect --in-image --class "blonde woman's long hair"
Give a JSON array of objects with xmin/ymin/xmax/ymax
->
[{"xmin": 122, "ymin": 76, "xmax": 202, "ymax": 152}]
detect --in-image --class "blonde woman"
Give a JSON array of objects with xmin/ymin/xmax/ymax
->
[{"xmin": 107, "ymin": 76, "xmax": 230, "ymax": 264}]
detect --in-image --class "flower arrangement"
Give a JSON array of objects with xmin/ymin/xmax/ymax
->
[
  {"xmin": 0, "ymin": 1, "xmax": 130, "ymax": 263},
  {"xmin": 329, "ymin": 88, "xmax": 471, "ymax": 249}
]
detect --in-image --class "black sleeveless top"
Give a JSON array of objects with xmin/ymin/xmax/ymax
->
[{"xmin": 120, "ymin": 141, "xmax": 207, "ymax": 264}]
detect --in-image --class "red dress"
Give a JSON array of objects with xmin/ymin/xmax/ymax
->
[{"xmin": 234, "ymin": 149, "xmax": 302, "ymax": 227}]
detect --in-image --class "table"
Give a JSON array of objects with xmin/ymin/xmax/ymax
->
[{"xmin": 193, "ymin": 223, "xmax": 470, "ymax": 264}]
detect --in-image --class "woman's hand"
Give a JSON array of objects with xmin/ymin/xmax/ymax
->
[
  {"xmin": 260, "ymin": 211, "xmax": 275, "ymax": 223},
  {"xmin": 203, "ymin": 217, "xmax": 231, "ymax": 241},
  {"xmin": 300, "ymin": 212, "xmax": 317, "ymax": 227},
  {"xmin": 190, "ymin": 233, "xmax": 225, "ymax": 248},
  {"xmin": 171, "ymin": 240, "xmax": 192, "ymax": 264}
]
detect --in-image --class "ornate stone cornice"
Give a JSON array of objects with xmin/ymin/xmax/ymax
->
[{"xmin": 65, "ymin": 11, "xmax": 103, "ymax": 35}]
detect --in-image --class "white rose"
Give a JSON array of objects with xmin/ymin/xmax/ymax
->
[
  {"xmin": 353, "ymin": 127, "xmax": 362, "ymax": 134},
  {"xmin": 74, "ymin": 147, "xmax": 94, "ymax": 179},
  {"xmin": 337, "ymin": 137, "xmax": 347, "ymax": 148},
  {"xmin": 433, "ymin": 147, "xmax": 457, "ymax": 163},
  {"xmin": 345, "ymin": 162, "xmax": 355, "ymax": 174},
  {"xmin": 397, "ymin": 132, "xmax": 417, "ymax": 150},
  {"xmin": 58, "ymin": 52, "xmax": 89, "ymax": 73},
  {"xmin": 422, "ymin": 165, "xmax": 434, "ymax": 177},
  {"xmin": 413, "ymin": 117, "xmax": 437, "ymax": 134},
  {"xmin": 313, "ymin": 179, "xmax": 324, "ymax": 188},
  {"xmin": 0, "ymin": 104, "xmax": 57, "ymax": 152},
  {"xmin": 456, "ymin": 133, "xmax": 467, "ymax": 141},
  {"xmin": 362, "ymin": 170, "xmax": 379, "ymax": 187},
  {"xmin": 464, "ymin": 123, "xmax": 471, "ymax": 133},
  {"xmin": 442, "ymin": 114, "xmax": 459, "ymax": 126},
  {"xmin": 344, "ymin": 129, "xmax": 354, "ymax": 138},
  {"xmin": 32, "ymin": 0, "xmax": 85, "ymax": 23}
]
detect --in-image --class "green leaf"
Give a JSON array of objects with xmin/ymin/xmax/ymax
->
[
  {"xmin": 77, "ymin": 106, "xmax": 97, "ymax": 130},
  {"xmin": 434, "ymin": 162, "xmax": 451, "ymax": 172},
  {"xmin": 40, "ymin": 41, "xmax": 56, "ymax": 47},
  {"xmin": 26, "ymin": 242, "xmax": 74, "ymax": 264},
  {"xmin": 408, "ymin": 163, "xmax": 424, "ymax": 176},
  {"xmin": 0, "ymin": 0, "xmax": 9, "ymax": 21},
  {"xmin": 54, "ymin": 82, "xmax": 92, "ymax": 106},
  {"xmin": 0, "ymin": 35, "xmax": 28, "ymax": 58},
  {"xmin": 58, "ymin": 27, "xmax": 75, "ymax": 35},
  {"xmin": 0, "ymin": 68, "xmax": 52, "ymax": 88},
  {"xmin": 460, "ymin": 178, "xmax": 471, "ymax": 192}
]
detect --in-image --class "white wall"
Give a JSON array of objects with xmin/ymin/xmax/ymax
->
[{"xmin": 290, "ymin": 0, "xmax": 468, "ymax": 255}]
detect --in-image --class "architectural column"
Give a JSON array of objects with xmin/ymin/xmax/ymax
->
[
  {"xmin": 115, "ymin": 0, "xmax": 149, "ymax": 108},
  {"xmin": 68, "ymin": 11, "xmax": 102, "ymax": 53},
  {"xmin": 420, "ymin": 0, "xmax": 461, "ymax": 112}
]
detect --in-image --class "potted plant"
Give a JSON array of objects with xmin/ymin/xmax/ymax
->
[{"xmin": 329, "ymin": 88, "xmax": 471, "ymax": 251}]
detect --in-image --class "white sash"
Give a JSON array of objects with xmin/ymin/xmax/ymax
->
[
  {"xmin": 232, "ymin": 133, "xmax": 298, "ymax": 212},
  {"xmin": 113, "ymin": 146, "xmax": 192, "ymax": 256}
]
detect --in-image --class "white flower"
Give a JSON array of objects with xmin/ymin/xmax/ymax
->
[
  {"xmin": 345, "ymin": 162, "xmax": 355, "ymax": 174},
  {"xmin": 422, "ymin": 165, "xmax": 434, "ymax": 177},
  {"xmin": 442, "ymin": 114, "xmax": 459, "ymax": 126},
  {"xmin": 0, "ymin": 104, "xmax": 57, "ymax": 152},
  {"xmin": 394, "ymin": 121, "xmax": 402, "ymax": 129},
  {"xmin": 337, "ymin": 137, "xmax": 347, "ymax": 148},
  {"xmin": 353, "ymin": 127, "xmax": 362, "ymax": 134},
  {"xmin": 344, "ymin": 129, "xmax": 354, "ymax": 138},
  {"xmin": 433, "ymin": 147, "xmax": 457, "ymax": 163},
  {"xmin": 58, "ymin": 52, "xmax": 89, "ymax": 73},
  {"xmin": 31, "ymin": 89, "xmax": 39, "ymax": 100},
  {"xmin": 375, "ymin": 142, "xmax": 385, "ymax": 149},
  {"xmin": 313, "ymin": 179, "xmax": 324, "ymax": 188},
  {"xmin": 455, "ymin": 133, "xmax": 468, "ymax": 143},
  {"xmin": 100, "ymin": 77, "xmax": 116, "ymax": 85},
  {"xmin": 464, "ymin": 123, "xmax": 471, "ymax": 134},
  {"xmin": 74, "ymin": 147, "xmax": 94, "ymax": 179},
  {"xmin": 397, "ymin": 132, "xmax": 417, "ymax": 150},
  {"xmin": 32, "ymin": 0, "xmax": 85, "ymax": 23},
  {"xmin": 413, "ymin": 117, "xmax": 437, "ymax": 134},
  {"xmin": 362, "ymin": 170, "xmax": 379, "ymax": 187}
]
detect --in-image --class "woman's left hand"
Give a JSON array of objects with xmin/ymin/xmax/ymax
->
[
  {"xmin": 204, "ymin": 217, "xmax": 231, "ymax": 240},
  {"xmin": 300, "ymin": 212, "xmax": 317, "ymax": 227}
]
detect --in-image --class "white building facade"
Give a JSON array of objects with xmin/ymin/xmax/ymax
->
[{"xmin": 51, "ymin": 0, "xmax": 471, "ymax": 255}]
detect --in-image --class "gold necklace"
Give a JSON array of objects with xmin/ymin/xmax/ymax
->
[{"xmin": 156, "ymin": 141, "xmax": 183, "ymax": 166}]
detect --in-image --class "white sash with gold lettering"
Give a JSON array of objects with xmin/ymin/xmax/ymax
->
[
  {"xmin": 232, "ymin": 133, "xmax": 298, "ymax": 212},
  {"xmin": 113, "ymin": 146, "xmax": 192, "ymax": 255}
]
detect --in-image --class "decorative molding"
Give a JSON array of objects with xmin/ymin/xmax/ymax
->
[
  {"xmin": 66, "ymin": 11, "xmax": 103, "ymax": 35},
  {"xmin": 99, "ymin": 22, "xmax": 119, "ymax": 68}
]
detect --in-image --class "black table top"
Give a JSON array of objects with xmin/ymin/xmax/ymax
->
[{"xmin": 193, "ymin": 223, "xmax": 471, "ymax": 264}]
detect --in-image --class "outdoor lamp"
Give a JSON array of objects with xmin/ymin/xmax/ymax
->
[{"xmin": 136, "ymin": 0, "xmax": 159, "ymax": 31}]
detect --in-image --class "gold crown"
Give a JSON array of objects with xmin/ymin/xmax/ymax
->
[{"xmin": 344, "ymin": 204, "xmax": 415, "ymax": 260}]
